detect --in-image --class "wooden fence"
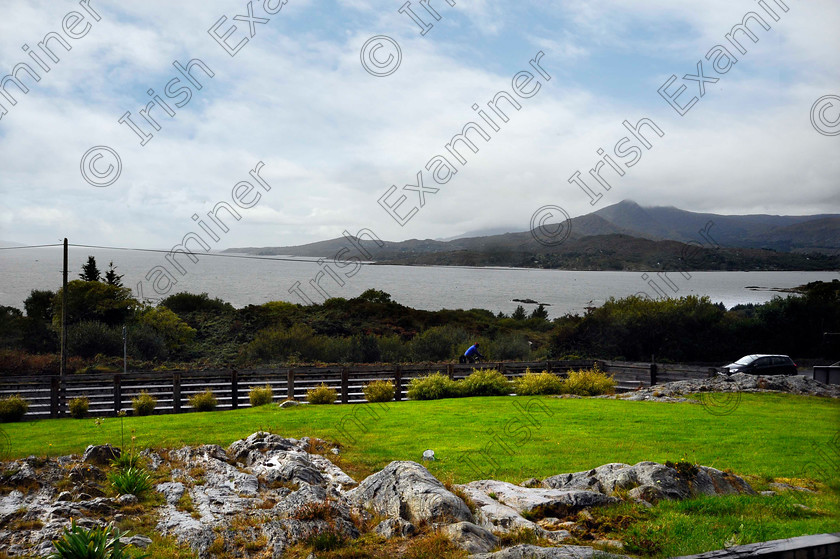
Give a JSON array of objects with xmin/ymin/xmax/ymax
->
[{"xmin": 0, "ymin": 360, "xmax": 717, "ymax": 419}]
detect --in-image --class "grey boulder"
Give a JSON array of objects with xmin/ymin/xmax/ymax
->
[
  {"xmin": 443, "ymin": 521, "xmax": 500, "ymax": 554},
  {"xmin": 543, "ymin": 461, "xmax": 755, "ymax": 503},
  {"xmin": 347, "ymin": 461, "xmax": 472, "ymax": 524},
  {"xmin": 82, "ymin": 445, "xmax": 120, "ymax": 465}
]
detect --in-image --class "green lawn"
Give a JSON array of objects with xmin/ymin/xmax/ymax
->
[
  {"xmin": 3, "ymin": 393, "xmax": 839, "ymax": 557},
  {"xmin": 4, "ymin": 393, "xmax": 838, "ymax": 483}
]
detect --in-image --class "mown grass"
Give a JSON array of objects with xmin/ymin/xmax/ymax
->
[
  {"xmin": 586, "ymin": 484, "xmax": 840, "ymax": 557},
  {"xmin": 4, "ymin": 393, "xmax": 838, "ymax": 483},
  {"xmin": 3, "ymin": 393, "xmax": 838, "ymax": 557}
]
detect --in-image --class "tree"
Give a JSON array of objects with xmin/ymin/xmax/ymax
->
[
  {"xmin": 137, "ymin": 306, "xmax": 196, "ymax": 354},
  {"xmin": 511, "ymin": 305, "xmax": 527, "ymax": 320},
  {"xmin": 21, "ymin": 289, "xmax": 58, "ymax": 352},
  {"xmin": 79, "ymin": 256, "xmax": 101, "ymax": 282},
  {"xmin": 530, "ymin": 304, "xmax": 549, "ymax": 321},
  {"xmin": 24, "ymin": 290, "xmax": 55, "ymax": 322},
  {"xmin": 357, "ymin": 289, "xmax": 393, "ymax": 305},
  {"xmin": 104, "ymin": 261, "xmax": 124, "ymax": 287},
  {"xmin": 53, "ymin": 280, "xmax": 138, "ymax": 328}
]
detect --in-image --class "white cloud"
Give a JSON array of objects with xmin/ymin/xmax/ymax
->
[{"xmin": 0, "ymin": 0, "xmax": 837, "ymax": 250}]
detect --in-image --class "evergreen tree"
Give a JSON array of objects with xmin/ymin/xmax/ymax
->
[
  {"xmin": 530, "ymin": 304, "xmax": 549, "ymax": 321},
  {"xmin": 104, "ymin": 261, "xmax": 124, "ymax": 287},
  {"xmin": 79, "ymin": 256, "xmax": 101, "ymax": 282},
  {"xmin": 511, "ymin": 305, "xmax": 527, "ymax": 320}
]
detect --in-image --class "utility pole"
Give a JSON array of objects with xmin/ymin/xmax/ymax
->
[
  {"xmin": 60, "ymin": 238, "xmax": 68, "ymax": 416},
  {"xmin": 123, "ymin": 325, "xmax": 127, "ymax": 374}
]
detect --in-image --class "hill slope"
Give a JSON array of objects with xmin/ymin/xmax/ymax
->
[{"xmin": 225, "ymin": 201, "xmax": 840, "ymax": 270}]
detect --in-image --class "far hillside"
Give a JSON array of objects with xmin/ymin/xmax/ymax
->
[{"xmin": 225, "ymin": 201, "xmax": 840, "ymax": 269}]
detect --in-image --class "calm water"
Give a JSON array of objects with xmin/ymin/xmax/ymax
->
[{"xmin": 1, "ymin": 247, "xmax": 837, "ymax": 318}]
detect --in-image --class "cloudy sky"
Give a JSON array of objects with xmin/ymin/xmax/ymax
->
[{"xmin": 1, "ymin": 0, "xmax": 838, "ymax": 250}]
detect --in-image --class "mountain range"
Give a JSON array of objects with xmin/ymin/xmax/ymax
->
[{"xmin": 225, "ymin": 201, "xmax": 840, "ymax": 271}]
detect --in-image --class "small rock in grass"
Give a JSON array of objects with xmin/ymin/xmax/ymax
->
[
  {"xmin": 82, "ymin": 444, "xmax": 120, "ymax": 465},
  {"xmin": 422, "ymin": 449, "xmax": 435, "ymax": 461},
  {"xmin": 279, "ymin": 400, "xmax": 299, "ymax": 408},
  {"xmin": 124, "ymin": 535, "xmax": 153, "ymax": 549},
  {"xmin": 442, "ymin": 521, "xmax": 499, "ymax": 554},
  {"xmin": 595, "ymin": 539, "xmax": 624, "ymax": 550},
  {"xmin": 55, "ymin": 491, "xmax": 72, "ymax": 502},
  {"xmin": 375, "ymin": 518, "xmax": 416, "ymax": 538},
  {"xmin": 769, "ymin": 482, "xmax": 815, "ymax": 493},
  {"xmin": 116, "ymin": 494, "xmax": 138, "ymax": 506}
]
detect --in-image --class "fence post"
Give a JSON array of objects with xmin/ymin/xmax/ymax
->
[
  {"xmin": 231, "ymin": 370, "xmax": 239, "ymax": 410},
  {"xmin": 50, "ymin": 376, "xmax": 60, "ymax": 418},
  {"xmin": 173, "ymin": 372, "xmax": 181, "ymax": 414},
  {"xmin": 341, "ymin": 368, "xmax": 349, "ymax": 404},
  {"xmin": 650, "ymin": 362, "xmax": 658, "ymax": 386},
  {"xmin": 447, "ymin": 363, "xmax": 454, "ymax": 380},
  {"xmin": 394, "ymin": 366, "xmax": 402, "ymax": 402},
  {"xmin": 113, "ymin": 374, "xmax": 122, "ymax": 414},
  {"xmin": 545, "ymin": 361, "xmax": 552, "ymax": 373},
  {"xmin": 287, "ymin": 369, "xmax": 295, "ymax": 400}
]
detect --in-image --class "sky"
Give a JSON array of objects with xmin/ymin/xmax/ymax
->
[{"xmin": 0, "ymin": 0, "xmax": 838, "ymax": 250}]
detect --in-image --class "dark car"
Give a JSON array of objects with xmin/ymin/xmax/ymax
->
[{"xmin": 722, "ymin": 354, "xmax": 798, "ymax": 376}]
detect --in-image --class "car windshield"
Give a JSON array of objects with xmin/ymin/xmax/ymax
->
[{"xmin": 733, "ymin": 356, "xmax": 757, "ymax": 366}]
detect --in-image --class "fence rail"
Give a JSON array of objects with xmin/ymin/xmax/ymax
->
[{"xmin": 0, "ymin": 360, "xmax": 716, "ymax": 419}]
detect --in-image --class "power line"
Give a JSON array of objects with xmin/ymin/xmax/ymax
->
[
  {"xmin": 67, "ymin": 243, "xmax": 341, "ymax": 265},
  {"xmin": 0, "ymin": 243, "xmax": 63, "ymax": 251}
]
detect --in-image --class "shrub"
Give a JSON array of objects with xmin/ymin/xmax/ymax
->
[
  {"xmin": 48, "ymin": 520, "xmax": 145, "ymax": 559},
  {"xmin": 131, "ymin": 391, "xmax": 157, "ymax": 416},
  {"xmin": 561, "ymin": 364, "xmax": 617, "ymax": 396},
  {"xmin": 189, "ymin": 389, "xmax": 217, "ymax": 412},
  {"xmin": 513, "ymin": 370, "xmax": 565, "ymax": 395},
  {"xmin": 247, "ymin": 324, "xmax": 323, "ymax": 362},
  {"xmin": 67, "ymin": 321, "xmax": 123, "ymax": 358},
  {"xmin": 461, "ymin": 368, "xmax": 511, "ymax": 397},
  {"xmin": 377, "ymin": 334, "xmax": 409, "ymax": 363},
  {"xmin": 128, "ymin": 323, "xmax": 167, "ymax": 361},
  {"xmin": 410, "ymin": 325, "xmax": 469, "ymax": 362},
  {"xmin": 306, "ymin": 383, "xmax": 337, "ymax": 405},
  {"xmin": 486, "ymin": 332, "xmax": 532, "ymax": 361},
  {"xmin": 137, "ymin": 307, "xmax": 196, "ymax": 354},
  {"xmin": 108, "ymin": 466, "xmax": 153, "ymax": 497},
  {"xmin": 407, "ymin": 372, "xmax": 461, "ymax": 400},
  {"xmin": 68, "ymin": 396, "xmax": 89, "ymax": 419},
  {"xmin": 249, "ymin": 384, "xmax": 274, "ymax": 407},
  {"xmin": 363, "ymin": 380, "xmax": 395, "ymax": 402},
  {"xmin": 160, "ymin": 292, "xmax": 233, "ymax": 315},
  {"xmin": 347, "ymin": 334, "xmax": 381, "ymax": 363},
  {"xmin": 0, "ymin": 394, "xmax": 29, "ymax": 422}
]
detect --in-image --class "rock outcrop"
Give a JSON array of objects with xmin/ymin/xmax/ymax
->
[
  {"xmin": 347, "ymin": 460, "xmax": 473, "ymax": 524},
  {"xmin": 618, "ymin": 373, "xmax": 840, "ymax": 402},
  {"xmin": 542, "ymin": 461, "xmax": 756, "ymax": 503},
  {"xmin": 0, "ymin": 433, "xmax": 760, "ymax": 558}
]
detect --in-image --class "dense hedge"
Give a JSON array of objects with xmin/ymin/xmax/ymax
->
[
  {"xmin": 549, "ymin": 281, "xmax": 840, "ymax": 362},
  {"xmin": 2, "ymin": 280, "xmax": 837, "ymax": 370}
]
